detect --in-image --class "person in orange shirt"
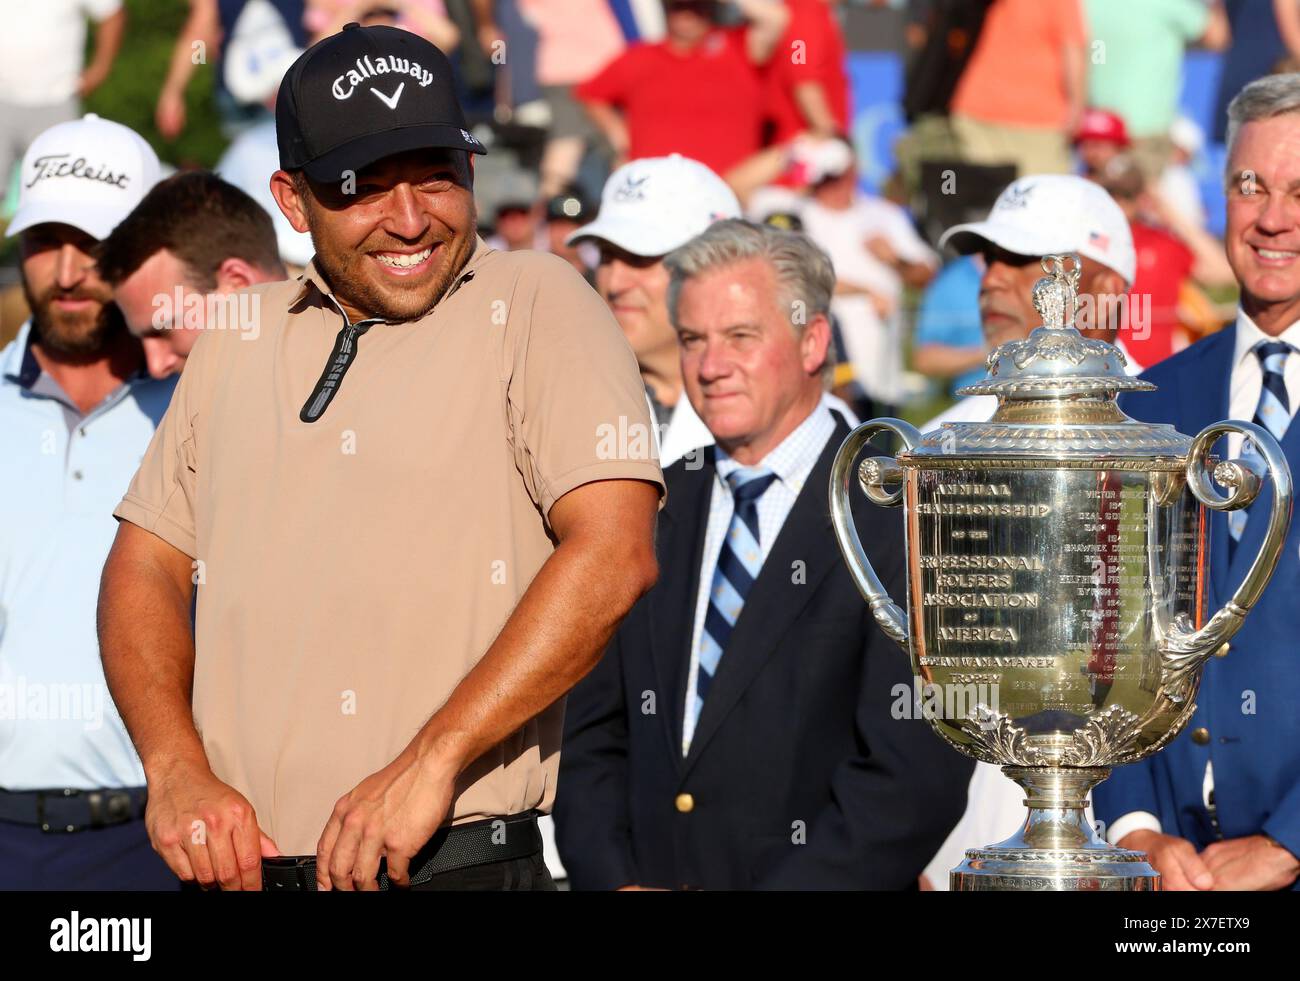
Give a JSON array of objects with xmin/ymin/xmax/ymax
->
[{"xmin": 949, "ymin": 0, "xmax": 1088, "ymax": 177}]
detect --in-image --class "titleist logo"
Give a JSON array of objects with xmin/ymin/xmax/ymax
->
[
  {"xmin": 332, "ymin": 55, "xmax": 434, "ymax": 99},
  {"xmin": 26, "ymin": 154, "xmax": 131, "ymax": 190}
]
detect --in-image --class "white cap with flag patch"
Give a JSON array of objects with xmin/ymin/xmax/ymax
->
[
  {"xmin": 567, "ymin": 154, "xmax": 741, "ymax": 257},
  {"xmin": 939, "ymin": 174, "xmax": 1136, "ymax": 286},
  {"xmin": 7, "ymin": 114, "xmax": 161, "ymax": 242}
]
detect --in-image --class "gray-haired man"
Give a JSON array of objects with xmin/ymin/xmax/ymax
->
[
  {"xmin": 1093, "ymin": 73, "xmax": 1300, "ymax": 892},
  {"xmin": 554, "ymin": 219, "xmax": 972, "ymax": 890}
]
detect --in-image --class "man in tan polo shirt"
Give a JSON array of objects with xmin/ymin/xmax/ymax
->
[{"xmin": 97, "ymin": 24, "xmax": 663, "ymax": 891}]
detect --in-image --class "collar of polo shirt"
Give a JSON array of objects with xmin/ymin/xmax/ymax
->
[{"xmin": 291, "ymin": 234, "xmax": 491, "ymax": 319}]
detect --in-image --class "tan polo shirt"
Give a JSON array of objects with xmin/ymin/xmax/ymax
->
[{"xmin": 114, "ymin": 236, "xmax": 664, "ymax": 855}]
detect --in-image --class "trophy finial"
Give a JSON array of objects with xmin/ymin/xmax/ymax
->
[{"xmin": 1031, "ymin": 253, "xmax": 1081, "ymax": 329}]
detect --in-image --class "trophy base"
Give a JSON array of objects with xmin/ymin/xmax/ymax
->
[{"xmin": 950, "ymin": 765, "xmax": 1161, "ymax": 892}]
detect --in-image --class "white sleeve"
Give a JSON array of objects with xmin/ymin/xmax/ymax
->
[
  {"xmin": 882, "ymin": 204, "xmax": 939, "ymax": 267},
  {"xmin": 1106, "ymin": 811, "xmax": 1162, "ymax": 845},
  {"xmin": 82, "ymin": 0, "xmax": 123, "ymax": 21}
]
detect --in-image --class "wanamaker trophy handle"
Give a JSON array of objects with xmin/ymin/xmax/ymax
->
[
  {"xmin": 828, "ymin": 418, "xmax": 922, "ymax": 651},
  {"xmin": 1169, "ymin": 420, "xmax": 1294, "ymax": 663}
]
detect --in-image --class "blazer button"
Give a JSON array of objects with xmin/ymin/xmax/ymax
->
[
  {"xmin": 1191, "ymin": 727, "xmax": 1210, "ymax": 745},
  {"xmin": 1214, "ymin": 642, "xmax": 1230, "ymax": 658},
  {"xmin": 675, "ymin": 793, "xmax": 695, "ymax": 813}
]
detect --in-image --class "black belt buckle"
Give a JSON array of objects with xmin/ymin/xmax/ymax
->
[
  {"xmin": 88, "ymin": 790, "xmax": 135, "ymax": 829},
  {"xmin": 36, "ymin": 789, "xmax": 75, "ymax": 834},
  {"xmin": 263, "ymin": 856, "xmax": 318, "ymax": 891}
]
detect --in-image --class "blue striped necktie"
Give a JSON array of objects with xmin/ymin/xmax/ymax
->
[
  {"xmin": 1230, "ymin": 340, "xmax": 1292, "ymax": 541},
  {"xmin": 688, "ymin": 467, "xmax": 778, "ymax": 743}
]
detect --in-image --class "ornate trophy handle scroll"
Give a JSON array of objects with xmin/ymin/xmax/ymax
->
[
  {"xmin": 1166, "ymin": 421, "xmax": 1294, "ymax": 672},
  {"xmin": 828, "ymin": 418, "xmax": 922, "ymax": 651}
]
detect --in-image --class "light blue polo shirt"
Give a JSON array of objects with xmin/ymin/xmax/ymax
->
[{"xmin": 0, "ymin": 321, "xmax": 177, "ymax": 790}]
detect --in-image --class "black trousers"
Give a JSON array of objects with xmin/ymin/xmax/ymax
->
[
  {"xmin": 0, "ymin": 816, "xmax": 179, "ymax": 891},
  {"xmin": 179, "ymin": 851, "xmax": 557, "ymax": 891},
  {"xmin": 408, "ymin": 852, "xmax": 556, "ymax": 891}
]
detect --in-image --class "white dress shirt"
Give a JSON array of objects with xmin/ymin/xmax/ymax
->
[
  {"xmin": 680, "ymin": 403, "xmax": 837, "ymax": 754},
  {"xmin": 1107, "ymin": 310, "xmax": 1300, "ymax": 846},
  {"xmin": 655, "ymin": 391, "xmax": 858, "ymax": 468}
]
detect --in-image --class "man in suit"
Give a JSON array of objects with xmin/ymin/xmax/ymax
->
[
  {"xmin": 1093, "ymin": 73, "xmax": 1300, "ymax": 891},
  {"xmin": 554, "ymin": 218, "xmax": 973, "ymax": 890}
]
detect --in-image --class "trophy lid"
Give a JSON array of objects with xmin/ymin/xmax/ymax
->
[
  {"xmin": 956, "ymin": 255, "xmax": 1155, "ymax": 400},
  {"xmin": 902, "ymin": 254, "xmax": 1191, "ymax": 465}
]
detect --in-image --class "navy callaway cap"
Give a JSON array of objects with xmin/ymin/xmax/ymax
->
[{"xmin": 276, "ymin": 23, "xmax": 486, "ymax": 183}]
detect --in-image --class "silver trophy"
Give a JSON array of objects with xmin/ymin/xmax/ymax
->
[{"xmin": 830, "ymin": 255, "xmax": 1293, "ymax": 890}]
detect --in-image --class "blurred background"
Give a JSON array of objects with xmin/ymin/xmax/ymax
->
[{"xmin": 0, "ymin": 0, "xmax": 1273, "ymax": 425}]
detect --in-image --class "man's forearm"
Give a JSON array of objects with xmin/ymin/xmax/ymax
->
[
  {"xmin": 98, "ymin": 525, "xmax": 208, "ymax": 779},
  {"xmin": 408, "ymin": 501, "xmax": 658, "ymax": 781},
  {"xmin": 734, "ymin": 0, "xmax": 790, "ymax": 62},
  {"xmin": 1062, "ymin": 43, "xmax": 1086, "ymax": 126},
  {"xmin": 913, "ymin": 343, "xmax": 988, "ymax": 378},
  {"xmin": 792, "ymin": 82, "xmax": 838, "ymax": 137},
  {"xmin": 162, "ymin": 0, "xmax": 219, "ymax": 96},
  {"xmin": 86, "ymin": 9, "xmax": 126, "ymax": 80},
  {"xmin": 582, "ymin": 101, "xmax": 628, "ymax": 157}
]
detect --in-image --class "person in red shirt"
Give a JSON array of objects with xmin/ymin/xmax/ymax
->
[
  {"xmin": 764, "ymin": 0, "xmax": 849, "ymax": 145},
  {"xmin": 1094, "ymin": 154, "xmax": 1195, "ymax": 366},
  {"xmin": 575, "ymin": 0, "xmax": 790, "ymax": 176}
]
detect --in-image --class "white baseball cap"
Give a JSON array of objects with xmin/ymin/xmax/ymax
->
[
  {"xmin": 939, "ymin": 174, "xmax": 1136, "ymax": 286},
  {"xmin": 789, "ymin": 134, "xmax": 854, "ymax": 185},
  {"xmin": 223, "ymin": 0, "xmax": 302, "ymax": 104},
  {"xmin": 1169, "ymin": 115, "xmax": 1204, "ymax": 156},
  {"xmin": 567, "ymin": 154, "xmax": 741, "ymax": 257},
  {"xmin": 7, "ymin": 114, "xmax": 162, "ymax": 242}
]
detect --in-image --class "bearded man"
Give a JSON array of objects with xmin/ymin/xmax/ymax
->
[
  {"xmin": 97, "ymin": 24, "xmax": 663, "ymax": 891},
  {"xmin": 0, "ymin": 114, "xmax": 177, "ymax": 889}
]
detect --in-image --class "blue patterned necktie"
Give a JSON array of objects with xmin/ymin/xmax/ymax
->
[
  {"xmin": 686, "ymin": 467, "xmax": 778, "ymax": 749},
  {"xmin": 1230, "ymin": 341, "xmax": 1292, "ymax": 541}
]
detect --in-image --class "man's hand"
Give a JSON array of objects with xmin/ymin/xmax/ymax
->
[
  {"xmin": 867, "ymin": 236, "xmax": 900, "ymax": 267},
  {"xmin": 1201, "ymin": 835, "xmax": 1300, "ymax": 891},
  {"xmin": 146, "ymin": 759, "xmax": 278, "ymax": 890},
  {"xmin": 77, "ymin": 63, "xmax": 112, "ymax": 97},
  {"xmin": 1118, "ymin": 830, "xmax": 1214, "ymax": 890},
  {"xmin": 156, "ymin": 87, "xmax": 187, "ymax": 139},
  {"xmin": 315, "ymin": 747, "xmax": 455, "ymax": 891}
]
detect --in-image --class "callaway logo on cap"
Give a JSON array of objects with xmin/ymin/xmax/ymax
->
[{"xmin": 276, "ymin": 23, "xmax": 485, "ymax": 184}]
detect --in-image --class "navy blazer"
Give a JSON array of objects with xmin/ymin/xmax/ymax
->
[
  {"xmin": 553, "ymin": 418, "xmax": 973, "ymax": 890},
  {"xmin": 1092, "ymin": 324, "xmax": 1300, "ymax": 878}
]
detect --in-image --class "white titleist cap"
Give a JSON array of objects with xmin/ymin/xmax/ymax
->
[
  {"xmin": 567, "ymin": 154, "xmax": 741, "ymax": 257},
  {"xmin": 8, "ymin": 114, "xmax": 162, "ymax": 242},
  {"xmin": 939, "ymin": 174, "xmax": 1136, "ymax": 286}
]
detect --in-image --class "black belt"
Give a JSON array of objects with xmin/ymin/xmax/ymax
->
[
  {"xmin": 0, "ymin": 786, "xmax": 147, "ymax": 833},
  {"xmin": 261, "ymin": 811, "xmax": 543, "ymax": 891}
]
